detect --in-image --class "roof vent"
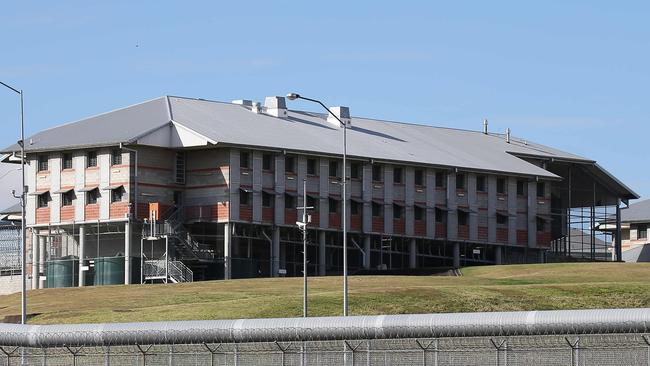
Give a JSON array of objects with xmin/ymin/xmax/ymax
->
[
  {"xmin": 327, "ymin": 106, "xmax": 351, "ymax": 127},
  {"xmin": 232, "ymin": 99, "xmax": 253, "ymax": 107},
  {"xmin": 483, "ymin": 119, "xmax": 488, "ymax": 134},
  {"xmin": 264, "ymin": 96, "xmax": 287, "ymax": 118},
  {"xmin": 505, "ymin": 128, "xmax": 511, "ymax": 143}
]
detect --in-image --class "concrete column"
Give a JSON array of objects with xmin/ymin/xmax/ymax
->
[
  {"xmin": 224, "ymin": 223, "xmax": 231, "ymax": 280},
  {"xmin": 363, "ymin": 236, "xmax": 371, "ymax": 269},
  {"xmin": 318, "ymin": 231, "xmax": 326, "ymax": 276},
  {"xmin": 78, "ymin": 226, "xmax": 85, "ymax": 287},
  {"xmin": 31, "ymin": 231, "xmax": 39, "ymax": 289},
  {"xmin": 39, "ymin": 235, "xmax": 47, "ymax": 289},
  {"xmin": 124, "ymin": 222, "xmax": 131, "ymax": 284},
  {"xmin": 409, "ymin": 238, "xmax": 417, "ymax": 269},
  {"xmin": 272, "ymin": 226, "xmax": 280, "ymax": 277},
  {"xmin": 538, "ymin": 249, "xmax": 545, "ymax": 263},
  {"xmin": 453, "ymin": 242, "xmax": 460, "ymax": 268},
  {"xmin": 494, "ymin": 245, "xmax": 502, "ymax": 265}
]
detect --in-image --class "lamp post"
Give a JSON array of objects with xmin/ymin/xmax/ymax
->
[
  {"xmin": 296, "ymin": 179, "xmax": 313, "ymax": 317},
  {"xmin": 1, "ymin": 81, "xmax": 26, "ymax": 325},
  {"xmin": 286, "ymin": 93, "xmax": 350, "ymax": 316}
]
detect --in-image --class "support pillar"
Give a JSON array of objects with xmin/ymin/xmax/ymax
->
[
  {"xmin": 78, "ymin": 226, "xmax": 85, "ymax": 287},
  {"xmin": 453, "ymin": 242, "xmax": 460, "ymax": 269},
  {"xmin": 318, "ymin": 231, "xmax": 326, "ymax": 276},
  {"xmin": 39, "ymin": 235, "xmax": 47, "ymax": 289},
  {"xmin": 409, "ymin": 239, "xmax": 417, "ymax": 269},
  {"xmin": 31, "ymin": 230, "xmax": 39, "ymax": 289},
  {"xmin": 616, "ymin": 199, "xmax": 622, "ymax": 262},
  {"xmin": 272, "ymin": 226, "xmax": 280, "ymax": 277},
  {"xmin": 124, "ymin": 222, "xmax": 131, "ymax": 284},
  {"xmin": 224, "ymin": 223, "xmax": 232, "ymax": 280},
  {"xmin": 494, "ymin": 245, "xmax": 503, "ymax": 265},
  {"xmin": 363, "ymin": 236, "xmax": 371, "ymax": 270}
]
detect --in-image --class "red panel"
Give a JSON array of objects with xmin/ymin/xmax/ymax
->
[
  {"xmin": 478, "ymin": 226, "xmax": 488, "ymax": 240},
  {"xmin": 36, "ymin": 208, "xmax": 50, "ymax": 224},
  {"xmin": 393, "ymin": 219, "xmax": 405, "ymax": 234},
  {"xmin": 414, "ymin": 220, "xmax": 426, "ymax": 236},
  {"xmin": 350, "ymin": 215, "xmax": 362, "ymax": 231},
  {"xmin": 537, "ymin": 232, "xmax": 552, "ymax": 247},
  {"xmin": 435, "ymin": 223, "xmax": 447, "ymax": 238},
  {"xmin": 517, "ymin": 230, "xmax": 528, "ymax": 245},
  {"xmin": 262, "ymin": 207, "xmax": 274, "ymax": 222},
  {"xmin": 458, "ymin": 225, "xmax": 469, "ymax": 239},
  {"xmin": 285, "ymin": 209, "xmax": 297, "ymax": 225},
  {"xmin": 60, "ymin": 206, "xmax": 75, "ymax": 222},
  {"xmin": 239, "ymin": 205, "xmax": 252, "ymax": 222},
  {"xmin": 85, "ymin": 204, "xmax": 99, "ymax": 221},
  {"xmin": 109, "ymin": 202, "xmax": 129, "ymax": 219},
  {"xmin": 329, "ymin": 213, "xmax": 341, "ymax": 228},
  {"xmin": 216, "ymin": 202, "xmax": 229, "ymax": 222},
  {"xmin": 496, "ymin": 228, "xmax": 508, "ymax": 243},
  {"xmin": 372, "ymin": 217, "xmax": 384, "ymax": 232}
]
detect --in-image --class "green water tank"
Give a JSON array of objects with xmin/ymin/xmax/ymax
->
[
  {"xmin": 94, "ymin": 256, "xmax": 125, "ymax": 286},
  {"xmin": 45, "ymin": 257, "xmax": 78, "ymax": 288}
]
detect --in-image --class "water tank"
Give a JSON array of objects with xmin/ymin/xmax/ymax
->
[
  {"xmin": 94, "ymin": 256, "xmax": 125, "ymax": 285},
  {"xmin": 45, "ymin": 256, "xmax": 78, "ymax": 288}
]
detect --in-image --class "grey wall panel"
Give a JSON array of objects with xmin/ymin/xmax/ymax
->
[
  {"xmin": 319, "ymin": 158, "xmax": 329, "ymax": 228},
  {"xmin": 508, "ymin": 177, "xmax": 518, "ymax": 245},
  {"xmin": 274, "ymin": 155, "xmax": 285, "ymax": 224},
  {"xmin": 426, "ymin": 169, "xmax": 436, "ymax": 238},
  {"xmin": 49, "ymin": 154, "xmax": 61, "ymax": 223},
  {"xmin": 528, "ymin": 181, "xmax": 538, "ymax": 247},
  {"xmin": 229, "ymin": 149, "xmax": 240, "ymax": 221},
  {"xmin": 99, "ymin": 150, "xmax": 111, "ymax": 220},
  {"xmin": 446, "ymin": 173, "xmax": 458, "ymax": 240},
  {"xmin": 362, "ymin": 163, "xmax": 372, "ymax": 232},
  {"xmin": 383, "ymin": 165, "xmax": 393, "ymax": 234},
  {"xmin": 487, "ymin": 175, "xmax": 497, "ymax": 243},
  {"xmin": 74, "ymin": 153, "xmax": 86, "ymax": 222},
  {"xmin": 468, "ymin": 173, "xmax": 478, "ymax": 241},
  {"xmin": 252, "ymin": 151, "xmax": 263, "ymax": 223},
  {"xmin": 405, "ymin": 167, "xmax": 414, "ymax": 236}
]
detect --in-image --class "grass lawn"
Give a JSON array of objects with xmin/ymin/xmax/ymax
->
[{"xmin": 1, "ymin": 262, "xmax": 650, "ymax": 324}]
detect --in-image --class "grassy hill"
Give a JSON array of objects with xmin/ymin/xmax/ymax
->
[{"xmin": 1, "ymin": 263, "xmax": 650, "ymax": 325}]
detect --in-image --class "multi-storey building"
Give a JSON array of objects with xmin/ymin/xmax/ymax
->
[{"xmin": 1, "ymin": 95, "xmax": 638, "ymax": 287}]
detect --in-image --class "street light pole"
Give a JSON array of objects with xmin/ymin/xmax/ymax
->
[
  {"xmin": 297, "ymin": 179, "xmax": 313, "ymax": 317},
  {"xmin": 286, "ymin": 93, "xmax": 349, "ymax": 316},
  {"xmin": 1, "ymin": 81, "xmax": 26, "ymax": 325}
]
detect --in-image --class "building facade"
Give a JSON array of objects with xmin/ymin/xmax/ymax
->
[{"xmin": 1, "ymin": 95, "xmax": 638, "ymax": 287}]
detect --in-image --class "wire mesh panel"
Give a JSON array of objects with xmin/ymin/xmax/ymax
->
[{"xmin": 3, "ymin": 334, "xmax": 650, "ymax": 365}]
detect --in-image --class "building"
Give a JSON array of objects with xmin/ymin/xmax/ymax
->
[
  {"xmin": 0, "ymin": 95, "xmax": 638, "ymax": 287},
  {"xmin": 601, "ymin": 199, "xmax": 650, "ymax": 262}
]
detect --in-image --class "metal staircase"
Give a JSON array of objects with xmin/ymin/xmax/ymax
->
[{"xmin": 142, "ymin": 259, "xmax": 193, "ymax": 283}]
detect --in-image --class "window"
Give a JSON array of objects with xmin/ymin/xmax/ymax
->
[
  {"xmin": 517, "ymin": 180, "xmax": 526, "ymax": 196},
  {"xmin": 350, "ymin": 200, "xmax": 360, "ymax": 215},
  {"xmin": 393, "ymin": 204, "xmax": 403, "ymax": 219},
  {"xmin": 456, "ymin": 173, "xmax": 465, "ymax": 190},
  {"xmin": 435, "ymin": 172, "xmax": 445, "ymax": 188},
  {"xmin": 435, "ymin": 207, "xmax": 446, "ymax": 223},
  {"xmin": 284, "ymin": 194, "xmax": 295, "ymax": 209},
  {"xmin": 307, "ymin": 196, "xmax": 319, "ymax": 211},
  {"xmin": 63, "ymin": 153, "xmax": 73, "ymax": 170},
  {"xmin": 262, "ymin": 154, "xmax": 273, "ymax": 170},
  {"xmin": 497, "ymin": 213, "xmax": 508, "ymax": 225},
  {"xmin": 458, "ymin": 210, "xmax": 468, "ymax": 226},
  {"xmin": 307, "ymin": 158, "xmax": 317, "ymax": 175},
  {"xmin": 328, "ymin": 198, "xmax": 339, "ymax": 213},
  {"xmin": 536, "ymin": 217, "xmax": 546, "ymax": 232},
  {"xmin": 372, "ymin": 165, "xmax": 383, "ymax": 182},
  {"xmin": 414, "ymin": 206, "xmax": 424, "ymax": 220},
  {"xmin": 38, "ymin": 156, "xmax": 48, "ymax": 172},
  {"xmin": 393, "ymin": 167, "xmax": 403, "ymax": 184},
  {"xmin": 111, "ymin": 187, "xmax": 124, "ymax": 203},
  {"xmin": 86, "ymin": 189, "xmax": 99, "ymax": 205},
  {"xmin": 62, "ymin": 191, "xmax": 74, "ymax": 206},
  {"xmin": 239, "ymin": 189, "xmax": 250, "ymax": 205},
  {"xmin": 537, "ymin": 182, "xmax": 545, "ymax": 198},
  {"xmin": 111, "ymin": 150, "xmax": 122, "ymax": 166},
  {"xmin": 497, "ymin": 178, "xmax": 506, "ymax": 194},
  {"xmin": 262, "ymin": 192, "xmax": 274, "ymax": 208},
  {"xmin": 285, "ymin": 156, "xmax": 295, "ymax": 173},
  {"xmin": 414, "ymin": 169, "xmax": 424, "ymax": 186},
  {"xmin": 87, "ymin": 151, "xmax": 97, "ymax": 168},
  {"xmin": 372, "ymin": 202, "xmax": 383, "ymax": 217},
  {"xmin": 329, "ymin": 161, "xmax": 339, "ymax": 177},
  {"xmin": 175, "ymin": 152, "xmax": 186, "ymax": 184},
  {"xmin": 37, "ymin": 193, "xmax": 50, "ymax": 208},
  {"xmin": 638, "ymin": 225, "xmax": 648, "ymax": 240},
  {"xmin": 350, "ymin": 162, "xmax": 361, "ymax": 179},
  {"xmin": 476, "ymin": 176, "xmax": 486, "ymax": 192},
  {"xmin": 240, "ymin": 151, "xmax": 250, "ymax": 169}
]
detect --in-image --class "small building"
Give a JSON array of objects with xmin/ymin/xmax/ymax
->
[
  {"xmin": 616, "ymin": 199, "xmax": 650, "ymax": 262},
  {"xmin": 0, "ymin": 95, "xmax": 638, "ymax": 287}
]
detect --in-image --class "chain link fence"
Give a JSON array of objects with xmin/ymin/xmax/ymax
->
[{"xmin": 2, "ymin": 333, "xmax": 650, "ymax": 365}]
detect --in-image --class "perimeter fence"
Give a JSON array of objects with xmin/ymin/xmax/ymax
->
[{"xmin": 3, "ymin": 308, "xmax": 650, "ymax": 365}]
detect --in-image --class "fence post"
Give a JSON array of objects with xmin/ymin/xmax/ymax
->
[
  {"xmin": 416, "ymin": 339, "xmax": 437, "ymax": 366},
  {"xmin": 0, "ymin": 346, "xmax": 18, "ymax": 366},
  {"xmin": 344, "ymin": 341, "xmax": 362, "ymax": 366},
  {"xmin": 203, "ymin": 342, "xmax": 224, "ymax": 366},
  {"xmin": 135, "ymin": 344, "xmax": 152, "ymax": 366},
  {"xmin": 104, "ymin": 345, "xmax": 110, "ymax": 366},
  {"xmin": 490, "ymin": 339, "xmax": 507, "ymax": 366},
  {"xmin": 565, "ymin": 337, "xmax": 580, "ymax": 366},
  {"xmin": 274, "ymin": 341, "xmax": 292, "ymax": 366},
  {"xmin": 642, "ymin": 335, "xmax": 650, "ymax": 366},
  {"xmin": 64, "ymin": 345, "xmax": 83, "ymax": 366}
]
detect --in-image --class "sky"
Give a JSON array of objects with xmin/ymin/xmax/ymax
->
[{"xmin": 0, "ymin": 1, "xmax": 648, "ymax": 210}]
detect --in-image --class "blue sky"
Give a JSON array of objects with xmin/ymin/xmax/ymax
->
[{"xmin": 0, "ymin": 1, "xmax": 648, "ymax": 209}]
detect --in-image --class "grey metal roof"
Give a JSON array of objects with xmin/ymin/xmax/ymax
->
[
  {"xmin": 0, "ymin": 203, "xmax": 21, "ymax": 215},
  {"xmin": 621, "ymin": 199, "xmax": 650, "ymax": 223},
  {"xmin": 0, "ymin": 95, "xmax": 637, "ymax": 197}
]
